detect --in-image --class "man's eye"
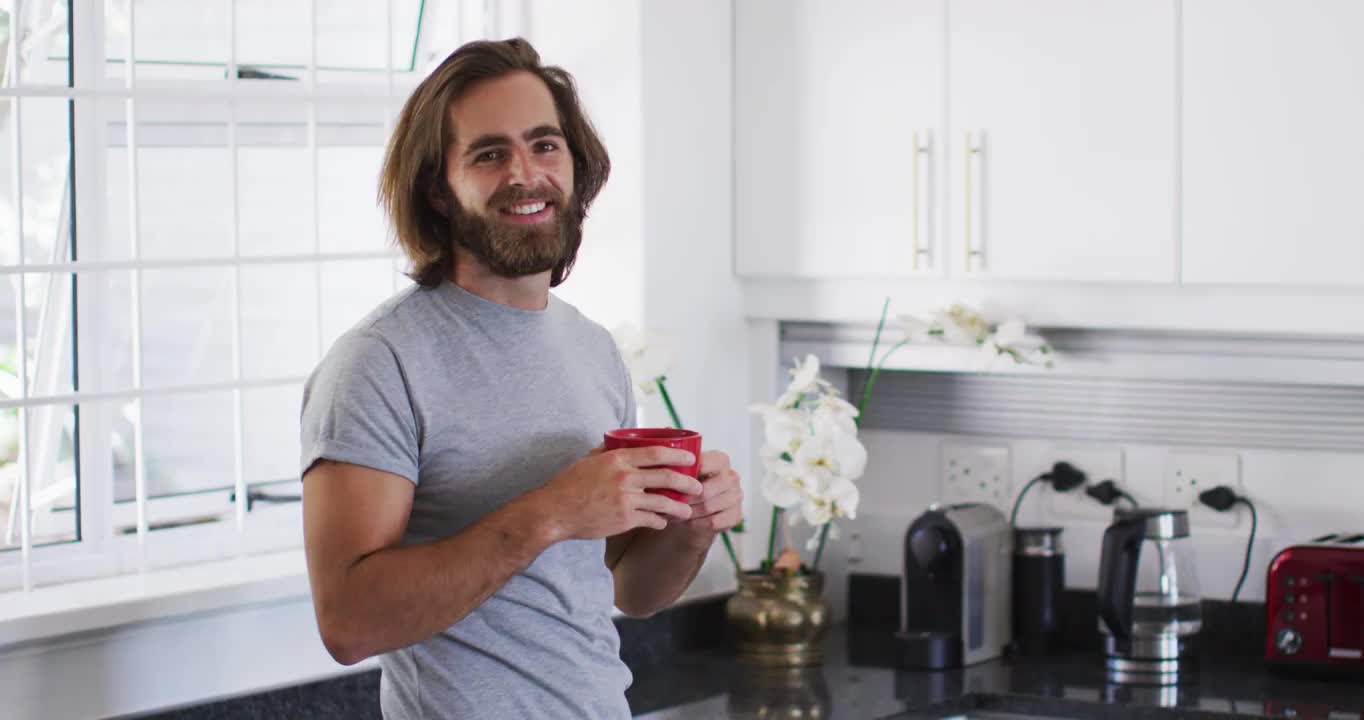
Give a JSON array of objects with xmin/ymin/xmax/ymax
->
[
  {"xmin": 535, "ymin": 141, "xmax": 559, "ymax": 153},
  {"xmin": 475, "ymin": 150, "xmax": 503, "ymax": 164}
]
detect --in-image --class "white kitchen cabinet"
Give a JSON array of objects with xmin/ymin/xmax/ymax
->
[
  {"xmin": 734, "ymin": 0, "xmax": 945, "ymax": 278},
  {"xmin": 736, "ymin": 0, "xmax": 1177, "ymax": 284},
  {"xmin": 1182, "ymin": 0, "xmax": 1364, "ymax": 286},
  {"xmin": 947, "ymin": 0, "xmax": 1177, "ymax": 283}
]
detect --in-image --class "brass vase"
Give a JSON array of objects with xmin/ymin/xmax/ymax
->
[{"xmin": 726, "ymin": 571, "xmax": 830, "ymax": 666}]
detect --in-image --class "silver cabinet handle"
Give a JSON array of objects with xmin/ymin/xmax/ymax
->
[
  {"xmin": 912, "ymin": 130, "xmax": 933, "ymax": 271},
  {"xmin": 964, "ymin": 130, "xmax": 985, "ymax": 272}
]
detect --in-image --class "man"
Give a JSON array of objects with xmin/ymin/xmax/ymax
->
[{"xmin": 299, "ymin": 38, "xmax": 743, "ymax": 719}]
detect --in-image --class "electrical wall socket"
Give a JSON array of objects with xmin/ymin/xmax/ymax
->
[
  {"xmin": 941, "ymin": 444, "xmax": 1011, "ymax": 511},
  {"xmin": 1164, "ymin": 452, "xmax": 1243, "ymax": 531},
  {"xmin": 1045, "ymin": 446, "xmax": 1126, "ymax": 522}
]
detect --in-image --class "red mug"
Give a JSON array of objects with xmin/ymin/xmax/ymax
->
[{"xmin": 602, "ymin": 428, "xmax": 702, "ymax": 503}]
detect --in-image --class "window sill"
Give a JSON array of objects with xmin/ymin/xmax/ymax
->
[
  {"xmin": 0, "ymin": 539, "xmax": 740, "ymax": 650},
  {"xmin": 0, "ymin": 549, "xmax": 312, "ymax": 649}
]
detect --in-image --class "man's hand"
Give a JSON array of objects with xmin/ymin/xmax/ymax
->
[
  {"xmin": 683, "ymin": 450, "xmax": 744, "ymax": 534},
  {"xmin": 607, "ymin": 449, "xmax": 744, "ymax": 617},
  {"xmin": 534, "ymin": 446, "xmax": 703, "ymax": 541}
]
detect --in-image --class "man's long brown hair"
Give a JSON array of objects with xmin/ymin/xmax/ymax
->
[{"xmin": 379, "ymin": 38, "xmax": 610, "ymax": 287}]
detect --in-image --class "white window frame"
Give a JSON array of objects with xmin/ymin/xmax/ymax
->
[{"xmin": 0, "ymin": 0, "xmax": 506, "ymax": 600}]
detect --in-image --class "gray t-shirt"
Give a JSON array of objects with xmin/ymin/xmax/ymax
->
[{"xmin": 300, "ymin": 280, "xmax": 637, "ymax": 720}]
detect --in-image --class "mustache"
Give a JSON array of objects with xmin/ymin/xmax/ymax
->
[{"xmin": 488, "ymin": 184, "xmax": 566, "ymax": 210}]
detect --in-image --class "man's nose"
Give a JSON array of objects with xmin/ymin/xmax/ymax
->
[{"xmin": 506, "ymin": 147, "xmax": 535, "ymax": 187}]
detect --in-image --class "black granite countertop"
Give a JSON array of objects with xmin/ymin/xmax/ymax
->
[
  {"xmin": 138, "ymin": 590, "xmax": 1364, "ymax": 720},
  {"xmin": 627, "ymin": 624, "xmax": 1364, "ymax": 720}
]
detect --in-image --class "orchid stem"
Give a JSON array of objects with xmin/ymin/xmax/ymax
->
[
  {"xmin": 659, "ymin": 377, "xmax": 743, "ymax": 574},
  {"xmin": 857, "ymin": 297, "xmax": 892, "ymax": 429},
  {"xmin": 720, "ymin": 532, "xmax": 741, "ymax": 574},
  {"xmin": 656, "ymin": 378, "xmax": 683, "ymax": 429},
  {"xmin": 811, "ymin": 522, "xmax": 831, "ymax": 573},
  {"xmin": 765, "ymin": 507, "xmax": 780, "ymax": 570},
  {"xmin": 857, "ymin": 340, "xmax": 908, "ymax": 423},
  {"xmin": 805, "ymin": 299, "xmax": 887, "ymax": 574}
]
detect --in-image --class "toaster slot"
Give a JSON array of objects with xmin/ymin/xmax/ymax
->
[
  {"xmin": 1327, "ymin": 574, "xmax": 1362, "ymax": 660},
  {"xmin": 1337, "ymin": 534, "xmax": 1364, "ymax": 544},
  {"xmin": 1356, "ymin": 577, "xmax": 1364, "ymax": 659},
  {"xmin": 1312, "ymin": 533, "xmax": 1340, "ymax": 543}
]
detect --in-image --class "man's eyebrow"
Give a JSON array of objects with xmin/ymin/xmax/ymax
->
[
  {"xmin": 462, "ymin": 126, "xmax": 565, "ymax": 157},
  {"xmin": 464, "ymin": 133, "xmax": 511, "ymax": 156},
  {"xmin": 524, "ymin": 125, "xmax": 565, "ymax": 142}
]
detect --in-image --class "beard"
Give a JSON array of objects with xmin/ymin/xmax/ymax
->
[{"xmin": 448, "ymin": 184, "xmax": 581, "ymax": 279}]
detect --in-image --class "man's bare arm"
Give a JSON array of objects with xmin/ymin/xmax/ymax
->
[
  {"xmin": 304, "ymin": 446, "xmax": 700, "ymax": 665},
  {"xmin": 303, "ymin": 460, "xmax": 557, "ymax": 665}
]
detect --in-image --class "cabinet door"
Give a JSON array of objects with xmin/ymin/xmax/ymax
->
[
  {"xmin": 1183, "ymin": 0, "xmax": 1364, "ymax": 286},
  {"xmin": 948, "ymin": 0, "xmax": 1177, "ymax": 282},
  {"xmin": 735, "ymin": 0, "xmax": 945, "ymax": 278}
]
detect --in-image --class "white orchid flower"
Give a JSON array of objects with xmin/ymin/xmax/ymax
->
[
  {"xmin": 761, "ymin": 468, "xmax": 806, "ymax": 509},
  {"xmin": 612, "ymin": 324, "xmax": 675, "ymax": 398},
  {"xmin": 762, "ymin": 407, "xmax": 807, "ymax": 457},
  {"xmin": 825, "ymin": 420, "xmax": 869, "ymax": 481},
  {"xmin": 980, "ymin": 317, "xmax": 1055, "ymax": 367},
  {"xmin": 894, "ymin": 304, "xmax": 1054, "ymax": 368},
  {"xmin": 827, "ymin": 476, "xmax": 861, "ymax": 519},
  {"xmin": 775, "ymin": 353, "xmax": 834, "ymax": 408},
  {"xmin": 812, "ymin": 395, "xmax": 859, "ymax": 435},
  {"xmin": 789, "ymin": 424, "xmax": 867, "ymax": 490},
  {"xmin": 898, "ymin": 314, "xmax": 934, "ymax": 343},
  {"xmin": 795, "ymin": 477, "xmax": 859, "ymax": 532},
  {"xmin": 758, "ymin": 444, "xmax": 798, "ymax": 483},
  {"xmin": 993, "ymin": 319, "xmax": 1027, "ymax": 347},
  {"xmin": 774, "ymin": 389, "xmax": 803, "ymax": 410},
  {"xmin": 787, "ymin": 353, "xmax": 821, "ymax": 392},
  {"xmin": 788, "ymin": 434, "xmax": 837, "ymax": 489},
  {"xmin": 752, "ymin": 346, "xmax": 869, "ymax": 553},
  {"xmin": 940, "ymin": 304, "xmax": 991, "ymax": 344},
  {"xmin": 800, "ymin": 496, "xmax": 833, "ymax": 527}
]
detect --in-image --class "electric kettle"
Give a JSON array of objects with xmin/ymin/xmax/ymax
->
[{"xmin": 1097, "ymin": 508, "xmax": 1203, "ymax": 685}]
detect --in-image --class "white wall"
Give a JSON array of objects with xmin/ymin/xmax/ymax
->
[
  {"xmin": 816, "ymin": 428, "xmax": 1364, "ymax": 622},
  {"xmin": 533, "ymin": 0, "xmax": 752, "ymax": 596},
  {"xmin": 640, "ymin": 0, "xmax": 752, "ymax": 594},
  {"xmin": 529, "ymin": 0, "xmax": 646, "ymax": 335}
]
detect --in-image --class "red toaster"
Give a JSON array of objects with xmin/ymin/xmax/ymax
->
[{"xmin": 1265, "ymin": 533, "xmax": 1364, "ymax": 675}]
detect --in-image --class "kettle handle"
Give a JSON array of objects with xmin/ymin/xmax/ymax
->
[{"xmin": 1097, "ymin": 517, "xmax": 1146, "ymax": 641}]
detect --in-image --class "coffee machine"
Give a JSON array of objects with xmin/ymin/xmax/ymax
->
[{"xmin": 895, "ymin": 503, "xmax": 1013, "ymax": 670}]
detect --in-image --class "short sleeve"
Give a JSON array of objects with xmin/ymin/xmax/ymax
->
[
  {"xmin": 610, "ymin": 341, "xmax": 638, "ymax": 429},
  {"xmin": 299, "ymin": 330, "xmax": 420, "ymax": 484}
]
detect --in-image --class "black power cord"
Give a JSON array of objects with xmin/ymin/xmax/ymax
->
[
  {"xmin": 1011, "ymin": 461, "xmax": 1087, "ymax": 527},
  {"xmin": 1199, "ymin": 486, "xmax": 1258, "ymax": 604},
  {"xmin": 1084, "ymin": 479, "xmax": 1139, "ymax": 508}
]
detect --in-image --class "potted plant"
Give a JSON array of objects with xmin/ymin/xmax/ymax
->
[{"xmin": 614, "ymin": 300, "xmax": 1052, "ymax": 666}]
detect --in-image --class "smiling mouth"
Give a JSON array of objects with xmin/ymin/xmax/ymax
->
[{"xmin": 501, "ymin": 200, "xmax": 551, "ymax": 217}]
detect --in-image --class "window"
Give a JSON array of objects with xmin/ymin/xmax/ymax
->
[{"xmin": 0, "ymin": 0, "xmax": 497, "ymax": 593}]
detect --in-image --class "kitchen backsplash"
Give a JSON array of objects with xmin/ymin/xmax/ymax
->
[{"xmin": 800, "ymin": 367, "xmax": 1364, "ymax": 623}]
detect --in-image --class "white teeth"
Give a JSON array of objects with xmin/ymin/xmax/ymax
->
[{"xmin": 509, "ymin": 201, "xmax": 547, "ymax": 216}]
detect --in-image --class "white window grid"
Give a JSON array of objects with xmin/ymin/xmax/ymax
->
[{"xmin": 0, "ymin": 0, "xmax": 513, "ymax": 595}]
